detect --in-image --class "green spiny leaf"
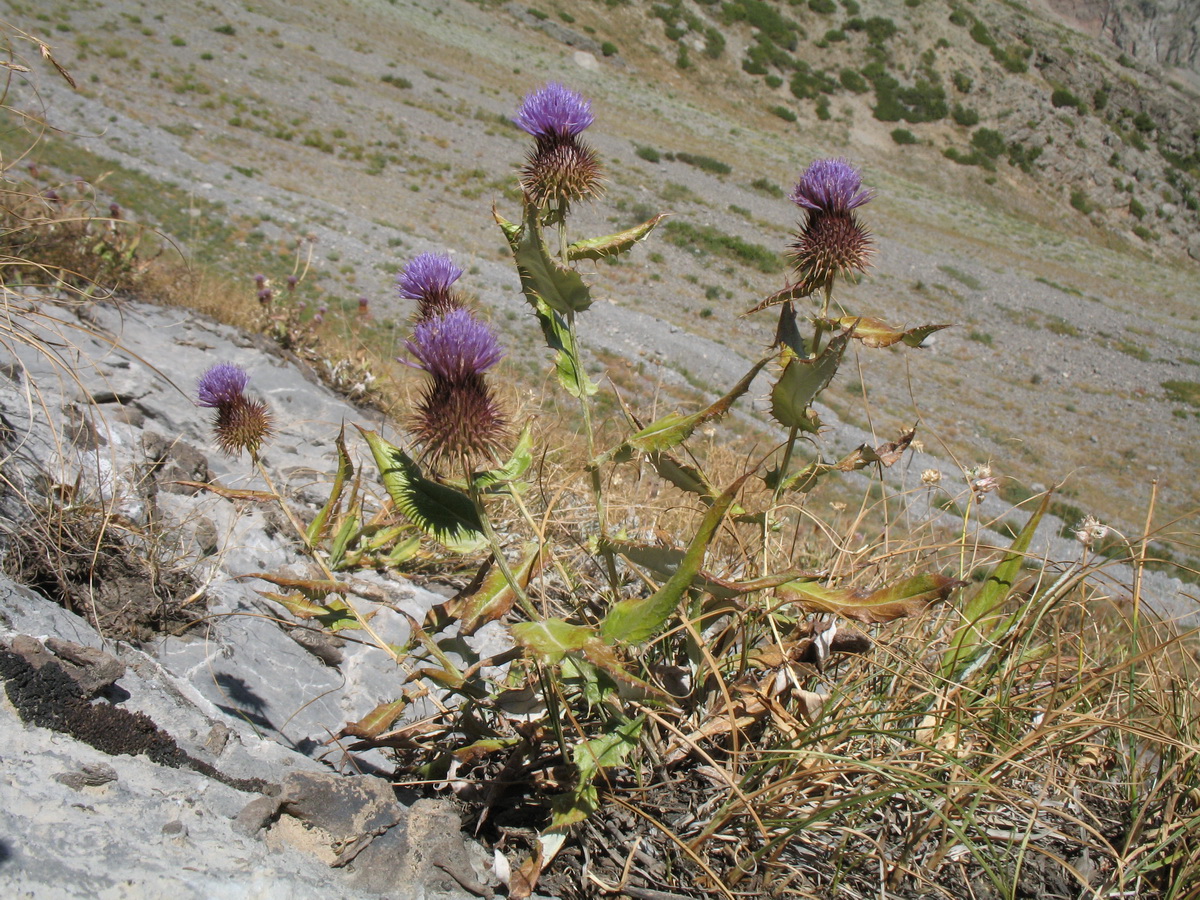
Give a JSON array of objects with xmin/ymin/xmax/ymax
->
[
  {"xmin": 601, "ymin": 474, "xmax": 747, "ymax": 645},
  {"xmin": 769, "ymin": 329, "xmax": 852, "ymax": 432},
  {"xmin": 567, "ymin": 215, "xmax": 667, "ymax": 261},
  {"xmin": 359, "ymin": 429, "xmax": 485, "ymax": 554}
]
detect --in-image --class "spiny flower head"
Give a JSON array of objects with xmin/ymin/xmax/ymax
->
[
  {"xmin": 789, "ymin": 157, "xmax": 873, "ymax": 214},
  {"xmin": 515, "ymin": 84, "xmax": 603, "ymax": 220},
  {"xmin": 514, "ymin": 82, "xmax": 594, "ymax": 138},
  {"xmin": 397, "ymin": 252, "xmax": 465, "ymax": 320},
  {"xmin": 196, "ymin": 363, "xmax": 272, "ymax": 460},
  {"xmin": 403, "ymin": 309, "xmax": 507, "ymax": 466},
  {"xmin": 405, "ymin": 308, "xmax": 503, "ymax": 383},
  {"xmin": 787, "ymin": 210, "xmax": 874, "ymax": 288},
  {"xmin": 787, "ymin": 158, "xmax": 875, "ymax": 291}
]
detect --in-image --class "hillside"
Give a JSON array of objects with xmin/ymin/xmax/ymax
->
[{"xmin": 5, "ymin": 0, "xmax": 1199, "ymax": 559}]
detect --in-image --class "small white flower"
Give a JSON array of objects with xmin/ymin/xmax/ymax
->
[
  {"xmin": 921, "ymin": 468, "xmax": 941, "ymax": 486},
  {"xmin": 1074, "ymin": 515, "xmax": 1108, "ymax": 548}
]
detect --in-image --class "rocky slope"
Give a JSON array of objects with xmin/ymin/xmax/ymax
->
[
  {"xmin": 1043, "ymin": 0, "xmax": 1200, "ymax": 74},
  {"xmin": 4, "ymin": 0, "xmax": 1198, "ymax": 573}
]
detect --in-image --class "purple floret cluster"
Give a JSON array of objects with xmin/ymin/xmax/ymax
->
[
  {"xmin": 513, "ymin": 82, "xmax": 594, "ymax": 138},
  {"xmin": 397, "ymin": 252, "xmax": 464, "ymax": 303},
  {"xmin": 789, "ymin": 158, "xmax": 874, "ymax": 214},
  {"xmin": 406, "ymin": 308, "xmax": 504, "ymax": 383}
]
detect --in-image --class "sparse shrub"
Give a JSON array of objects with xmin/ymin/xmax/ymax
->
[
  {"xmin": 891, "ymin": 128, "xmax": 918, "ymax": 145},
  {"xmin": 1069, "ymin": 188, "xmax": 1093, "ymax": 214},
  {"xmin": 750, "ymin": 177, "xmax": 784, "ymax": 197},
  {"xmin": 673, "ymin": 152, "xmax": 731, "ymax": 175},
  {"xmin": 381, "ymin": 73, "xmax": 412, "ymax": 88},
  {"xmin": 815, "ymin": 97, "xmax": 831, "ymax": 120},
  {"xmin": 601, "ymin": 41, "xmax": 618, "ymax": 57},
  {"xmin": 825, "ymin": 29, "xmax": 846, "ymax": 42},
  {"xmin": 808, "ymin": 0, "xmax": 836, "ymax": 13},
  {"xmin": 1093, "ymin": 88, "xmax": 1109, "ymax": 111},
  {"xmin": 770, "ymin": 105, "xmax": 797, "ymax": 122},
  {"xmin": 1133, "ymin": 111, "xmax": 1155, "ymax": 133},
  {"xmin": 213, "ymin": 24, "xmax": 235, "ymax": 35},
  {"xmin": 1051, "ymin": 88, "xmax": 1083, "ymax": 112},
  {"xmin": 952, "ymin": 71, "xmax": 973, "ymax": 93},
  {"xmin": 840, "ymin": 68, "xmax": 868, "ymax": 93},
  {"xmin": 1129, "ymin": 197, "xmax": 1146, "ymax": 219},
  {"xmin": 949, "ymin": 8, "xmax": 969, "ymax": 26},
  {"xmin": 1133, "ymin": 224, "xmax": 1155, "ymax": 240},
  {"xmin": 968, "ymin": 330, "xmax": 993, "ymax": 345},
  {"xmin": 971, "ymin": 127, "xmax": 1005, "ymax": 159},
  {"xmin": 662, "ymin": 220, "xmax": 782, "ymax": 272},
  {"xmin": 969, "ymin": 19, "xmax": 993, "ymax": 47},
  {"xmin": 635, "ymin": 145, "xmax": 661, "ymax": 163},
  {"xmin": 952, "ymin": 104, "xmax": 979, "ymax": 126},
  {"xmin": 527, "ymin": 6, "xmax": 548, "ymax": 20}
]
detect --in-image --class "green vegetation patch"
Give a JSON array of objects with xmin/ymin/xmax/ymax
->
[
  {"xmin": 662, "ymin": 221, "xmax": 783, "ymax": 273},
  {"xmin": 1162, "ymin": 380, "xmax": 1200, "ymax": 407}
]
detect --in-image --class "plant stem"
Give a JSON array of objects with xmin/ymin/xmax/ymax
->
[{"xmin": 466, "ymin": 468, "xmax": 539, "ymax": 620}]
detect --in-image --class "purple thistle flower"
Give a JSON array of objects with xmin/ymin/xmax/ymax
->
[
  {"xmin": 257, "ymin": 288, "xmax": 273, "ymax": 304},
  {"xmin": 397, "ymin": 252, "xmax": 463, "ymax": 303},
  {"xmin": 286, "ymin": 275, "xmax": 299, "ymax": 291},
  {"xmin": 514, "ymin": 82, "xmax": 594, "ymax": 138},
  {"xmin": 405, "ymin": 308, "xmax": 503, "ymax": 383},
  {"xmin": 789, "ymin": 158, "xmax": 873, "ymax": 214},
  {"xmin": 253, "ymin": 273, "xmax": 266, "ymax": 287},
  {"xmin": 197, "ymin": 363, "xmax": 250, "ymax": 409},
  {"xmin": 108, "ymin": 202, "xmax": 122, "ymax": 219},
  {"xmin": 196, "ymin": 364, "xmax": 273, "ymax": 460}
]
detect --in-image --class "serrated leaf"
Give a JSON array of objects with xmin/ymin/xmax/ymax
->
[
  {"xmin": 743, "ymin": 279, "xmax": 817, "ymax": 316},
  {"xmin": 601, "ymin": 474, "xmax": 747, "ymax": 645},
  {"xmin": 567, "ymin": 214, "xmax": 667, "ymax": 260},
  {"xmin": 497, "ymin": 204, "xmax": 593, "ymax": 315},
  {"xmin": 645, "ymin": 452, "xmax": 720, "ymax": 505},
  {"xmin": 244, "ymin": 573, "xmax": 348, "ymax": 599},
  {"xmin": 327, "ymin": 513, "xmax": 358, "ymax": 570},
  {"xmin": 472, "ymin": 422, "xmax": 534, "ymax": 491},
  {"xmin": 777, "ymin": 572, "xmax": 960, "ymax": 624},
  {"xmin": 446, "ymin": 543, "xmax": 546, "ymax": 636},
  {"xmin": 359, "ymin": 429, "xmax": 485, "ymax": 554},
  {"xmin": 769, "ymin": 330, "xmax": 851, "ymax": 432},
  {"xmin": 827, "ymin": 316, "xmax": 950, "ymax": 349},
  {"xmin": 574, "ymin": 716, "xmax": 643, "ymax": 782},
  {"xmin": 602, "ymin": 537, "xmax": 806, "ymax": 601},
  {"xmin": 510, "ymin": 618, "xmax": 596, "ymax": 663},
  {"xmin": 594, "ymin": 356, "xmax": 770, "ymax": 466},
  {"xmin": 259, "ymin": 591, "xmax": 363, "ymax": 632},
  {"xmin": 305, "ymin": 424, "xmax": 354, "ymax": 547},
  {"xmin": 341, "ymin": 699, "xmax": 407, "ymax": 739}
]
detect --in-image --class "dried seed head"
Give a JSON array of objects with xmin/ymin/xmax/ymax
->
[
  {"xmin": 411, "ymin": 375, "xmax": 507, "ymax": 467},
  {"xmin": 519, "ymin": 132, "xmax": 603, "ymax": 217}
]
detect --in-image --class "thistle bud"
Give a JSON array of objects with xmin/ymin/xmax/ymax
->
[{"xmin": 196, "ymin": 363, "xmax": 273, "ymax": 461}]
